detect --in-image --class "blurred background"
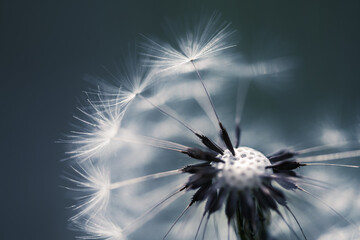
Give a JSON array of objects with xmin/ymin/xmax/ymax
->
[{"xmin": 1, "ymin": 0, "xmax": 360, "ymax": 239}]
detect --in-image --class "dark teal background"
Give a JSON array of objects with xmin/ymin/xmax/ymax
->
[{"xmin": 1, "ymin": 0, "xmax": 360, "ymax": 239}]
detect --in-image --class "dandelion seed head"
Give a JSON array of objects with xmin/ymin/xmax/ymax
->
[
  {"xmin": 214, "ymin": 147, "xmax": 272, "ymax": 189},
  {"xmin": 96, "ymin": 52, "xmax": 156, "ymax": 111},
  {"xmin": 99, "ymin": 120, "xmax": 119, "ymax": 144},
  {"xmin": 76, "ymin": 215, "xmax": 126, "ymax": 240},
  {"xmin": 64, "ymin": 13, "xmax": 360, "ymax": 240},
  {"xmin": 141, "ymin": 13, "xmax": 236, "ymax": 73},
  {"xmin": 67, "ymin": 163, "xmax": 111, "ymax": 221},
  {"xmin": 64, "ymin": 94, "xmax": 124, "ymax": 162},
  {"xmin": 121, "ymin": 74, "xmax": 151, "ymax": 100}
]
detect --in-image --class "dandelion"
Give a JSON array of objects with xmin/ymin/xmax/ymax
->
[
  {"xmin": 141, "ymin": 12, "xmax": 236, "ymax": 73},
  {"xmin": 63, "ymin": 54, "xmax": 155, "ymax": 163},
  {"xmin": 65, "ymin": 162, "xmax": 111, "ymax": 221},
  {"xmin": 62, "ymin": 92, "xmax": 123, "ymax": 162},
  {"xmin": 64, "ymin": 14, "xmax": 360, "ymax": 240},
  {"xmin": 74, "ymin": 214, "xmax": 126, "ymax": 240}
]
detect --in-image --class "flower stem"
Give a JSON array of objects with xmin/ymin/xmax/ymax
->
[{"xmin": 234, "ymin": 199, "xmax": 270, "ymax": 240}]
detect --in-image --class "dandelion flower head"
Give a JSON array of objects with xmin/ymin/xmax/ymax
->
[{"xmin": 64, "ymin": 13, "xmax": 360, "ymax": 240}]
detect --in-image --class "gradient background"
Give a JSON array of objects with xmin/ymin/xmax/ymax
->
[{"xmin": 2, "ymin": 0, "xmax": 360, "ymax": 239}]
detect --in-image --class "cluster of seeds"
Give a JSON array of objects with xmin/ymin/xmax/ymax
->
[{"xmin": 215, "ymin": 147, "xmax": 272, "ymax": 189}]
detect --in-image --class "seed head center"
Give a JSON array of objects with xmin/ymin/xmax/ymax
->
[{"xmin": 214, "ymin": 147, "xmax": 272, "ymax": 189}]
